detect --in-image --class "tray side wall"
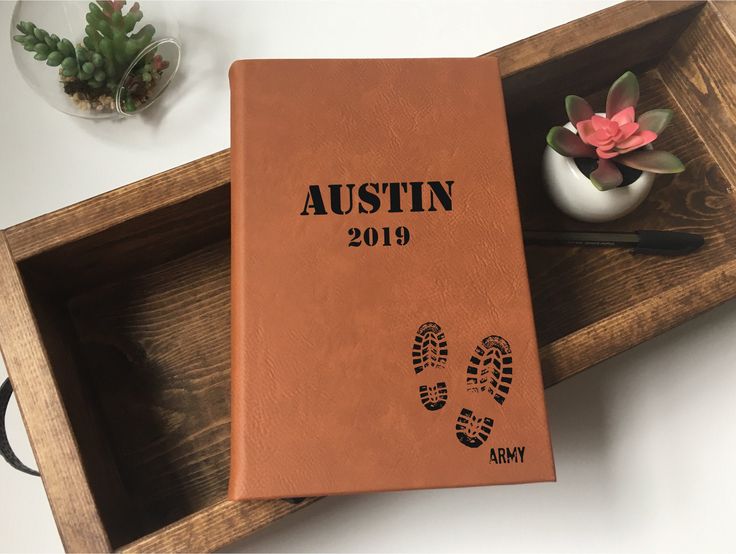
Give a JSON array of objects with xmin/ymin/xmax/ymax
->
[{"xmin": 0, "ymin": 233, "xmax": 110, "ymax": 553}]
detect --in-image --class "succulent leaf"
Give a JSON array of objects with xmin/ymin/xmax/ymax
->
[
  {"xmin": 565, "ymin": 95, "xmax": 594, "ymax": 126},
  {"xmin": 61, "ymin": 57, "xmax": 77, "ymax": 70},
  {"xmin": 606, "ymin": 71, "xmax": 639, "ymax": 118},
  {"xmin": 546, "ymin": 126, "xmax": 596, "ymax": 158},
  {"xmin": 590, "ymin": 159, "xmax": 623, "ymax": 191},
  {"xmin": 58, "ymin": 38, "xmax": 75, "ymax": 57},
  {"xmin": 46, "ymin": 51, "xmax": 64, "ymax": 66},
  {"xmin": 33, "ymin": 43, "xmax": 50, "ymax": 56},
  {"xmin": 637, "ymin": 109, "xmax": 673, "ymax": 135},
  {"xmin": 617, "ymin": 150, "xmax": 685, "ymax": 174}
]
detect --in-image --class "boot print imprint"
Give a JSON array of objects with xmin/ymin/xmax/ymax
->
[
  {"xmin": 465, "ymin": 335, "xmax": 512, "ymax": 405},
  {"xmin": 412, "ymin": 321, "xmax": 448, "ymax": 411},
  {"xmin": 412, "ymin": 322, "xmax": 447, "ymax": 374},
  {"xmin": 419, "ymin": 382, "xmax": 448, "ymax": 411},
  {"xmin": 455, "ymin": 408, "xmax": 494, "ymax": 448}
]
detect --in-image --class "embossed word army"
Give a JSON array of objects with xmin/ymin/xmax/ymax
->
[{"xmin": 299, "ymin": 181, "xmax": 454, "ymax": 247}]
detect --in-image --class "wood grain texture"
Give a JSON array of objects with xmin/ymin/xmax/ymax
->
[
  {"xmin": 712, "ymin": 1, "xmax": 736, "ymax": 35},
  {"xmin": 67, "ymin": 239, "xmax": 232, "ymax": 540},
  {"xmin": 1, "ymin": 1, "xmax": 735, "ymax": 552},
  {"xmin": 119, "ymin": 498, "xmax": 320, "ymax": 553},
  {"xmin": 486, "ymin": 1, "xmax": 705, "ymax": 114},
  {"xmin": 486, "ymin": 1, "xmax": 703, "ymax": 78},
  {"xmin": 660, "ymin": 2, "xmax": 736, "ymax": 185},
  {"xmin": 0, "ymin": 234, "xmax": 110, "ymax": 553},
  {"xmin": 4, "ymin": 150, "xmax": 230, "ymax": 263}
]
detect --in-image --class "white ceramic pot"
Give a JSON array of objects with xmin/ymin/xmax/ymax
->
[{"xmin": 542, "ymin": 119, "xmax": 654, "ymax": 223}]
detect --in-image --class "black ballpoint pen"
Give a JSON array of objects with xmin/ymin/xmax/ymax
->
[{"xmin": 523, "ymin": 230, "xmax": 705, "ymax": 256}]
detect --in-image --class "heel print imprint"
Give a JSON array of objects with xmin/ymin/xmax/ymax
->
[
  {"xmin": 455, "ymin": 408, "xmax": 494, "ymax": 448},
  {"xmin": 419, "ymin": 382, "xmax": 448, "ymax": 411},
  {"xmin": 465, "ymin": 335, "xmax": 512, "ymax": 405},
  {"xmin": 412, "ymin": 322, "xmax": 447, "ymax": 374},
  {"xmin": 412, "ymin": 321, "xmax": 448, "ymax": 411}
]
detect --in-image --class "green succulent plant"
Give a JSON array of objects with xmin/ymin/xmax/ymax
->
[{"xmin": 13, "ymin": 1, "xmax": 169, "ymax": 112}]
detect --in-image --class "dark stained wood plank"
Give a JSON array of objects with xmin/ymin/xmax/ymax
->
[
  {"xmin": 67, "ymin": 240, "xmax": 232, "ymax": 537},
  {"xmin": 660, "ymin": 2, "xmax": 736, "ymax": 185},
  {"xmin": 486, "ymin": 1, "xmax": 706, "ymax": 114},
  {"xmin": 487, "ymin": 1, "xmax": 704, "ymax": 77},
  {"xmin": 0, "ymin": 233, "xmax": 111, "ymax": 553},
  {"xmin": 119, "ymin": 499, "xmax": 320, "ymax": 553},
  {"xmin": 540, "ymin": 259, "xmax": 736, "ymax": 386},
  {"xmin": 712, "ymin": 1, "xmax": 736, "ymax": 35},
  {"xmin": 4, "ymin": 150, "xmax": 230, "ymax": 263}
]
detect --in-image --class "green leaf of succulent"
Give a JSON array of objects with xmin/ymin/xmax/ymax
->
[
  {"xmin": 34, "ymin": 51, "xmax": 48, "ymax": 61},
  {"xmin": 46, "ymin": 51, "xmax": 64, "ymax": 66},
  {"xmin": 88, "ymin": 2, "xmax": 104, "ymax": 19},
  {"xmin": 94, "ymin": 69, "xmax": 106, "ymax": 82},
  {"xmin": 142, "ymin": 71, "xmax": 152, "ymax": 82},
  {"xmin": 565, "ymin": 95, "xmax": 594, "ymax": 126},
  {"xmin": 637, "ymin": 109, "xmax": 673, "ymax": 135},
  {"xmin": 62, "ymin": 67, "xmax": 77, "ymax": 77},
  {"xmin": 82, "ymin": 61, "xmax": 95, "ymax": 74},
  {"xmin": 33, "ymin": 43, "xmax": 50, "ymax": 56},
  {"xmin": 546, "ymin": 126, "xmax": 596, "ymax": 158},
  {"xmin": 58, "ymin": 38, "xmax": 75, "ymax": 57},
  {"xmin": 590, "ymin": 159, "xmax": 623, "ymax": 191},
  {"xmin": 23, "ymin": 42, "xmax": 35, "ymax": 52},
  {"xmin": 124, "ymin": 8, "xmax": 144, "ymax": 33},
  {"xmin": 99, "ymin": 37, "xmax": 114, "ymax": 59},
  {"xmin": 606, "ymin": 71, "xmax": 639, "ymax": 118},
  {"xmin": 77, "ymin": 46, "xmax": 90, "ymax": 62},
  {"xmin": 61, "ymin": 56, "xmax": 77, "ymax": 70},
  {"xmin": 92, "ymin": 52, "xmax": 104, "ymax": 67},
  {"xmin": 131, "ymin": 23, "xmax": 155, "ymax": 43},
  {"xmin": 617, "ymin": 150, "xmax": 685, "ymax": 174},
  {"xmin": 12, "ymin": 35, "xmax": 25, "ymax": 43},
  {"xmin": 98, "ymin": 0, "xmax": 114, "ymax": 15},
  {"xmin": 111, "ymin": 10, "xmax": 123, "ymax": 28},
  {"xmin": 20, "ymin": 21, "xmax": 36, "ymax": 36},
  {"xmin": 33, "ymin": 27, "xmax": 48, "ymax": 41},
  {"xmin": 90, "ymin": 16, "xmax": 113, "ymax": 38}
]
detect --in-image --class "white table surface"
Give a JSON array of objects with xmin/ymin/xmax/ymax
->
[{"xmin": 2, "ymin": 1, "xmax": 735, "ymax": 552}]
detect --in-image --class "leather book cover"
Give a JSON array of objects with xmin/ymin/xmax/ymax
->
[{"xmin": 229, "ymin": 57, "xmax": 555, "ymax": 500}]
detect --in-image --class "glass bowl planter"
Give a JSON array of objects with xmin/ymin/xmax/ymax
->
[{"xmin": 10, "ymin": 1, "xmax": 181, "ymax": 119}]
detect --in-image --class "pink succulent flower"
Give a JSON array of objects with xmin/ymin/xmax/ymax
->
[
  {"xmin": 546, "ymin": 71, "xmax": 685, "ymax": 190},
  {"xmin": 575, "ymin": 107, "xmax": 657, "ymax": 160}
]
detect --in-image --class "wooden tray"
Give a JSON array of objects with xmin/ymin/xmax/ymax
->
[{"xmin": 1, "ymin": 1, "xmax": 735, "ymax": 551}]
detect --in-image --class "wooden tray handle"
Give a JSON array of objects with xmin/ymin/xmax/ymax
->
[{"xmin": 0, "ymin": 379, "xmax": 40, "ymax": 476}]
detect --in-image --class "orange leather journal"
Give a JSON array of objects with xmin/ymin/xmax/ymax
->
[{"xmin": 229, "ymin": 58, "xmax": 555, "ymax": 500}]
